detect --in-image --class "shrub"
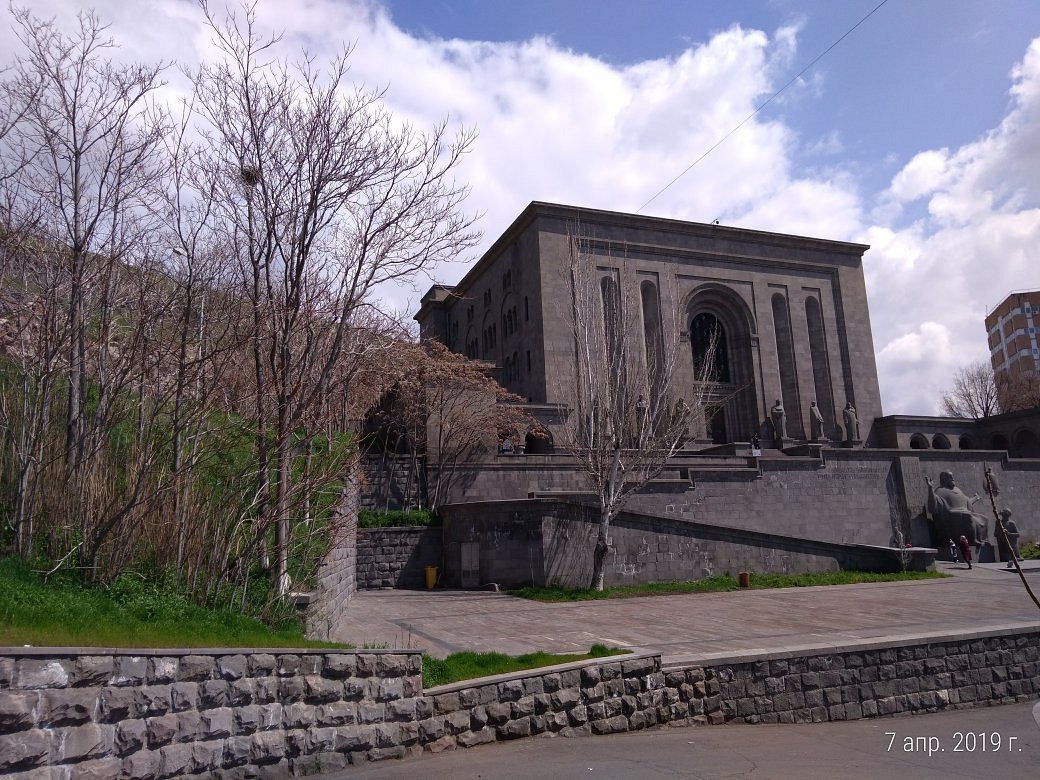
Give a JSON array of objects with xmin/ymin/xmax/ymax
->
[{"xmin": 358, "ymin": 509, "xmax": 440, "ymax": 528}]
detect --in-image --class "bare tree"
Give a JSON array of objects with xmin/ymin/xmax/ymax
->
[
  {"xmin": 0, "ymin": 8, "xmax": 174, "ymax": 571},
  {"xmin": 940, "ymin": 361, "xmax": 1001, "ymax": 419},
  {"xmin": 996, "ymin": 372, "xmax": 1040, "ymax": 413},
  {"xmin": 189, "ymin": 2, "xmax": 480, "ymax": 594},
  {"xmin": 556, "ymin": 228, "xmax": 722, "ymax": 591}
]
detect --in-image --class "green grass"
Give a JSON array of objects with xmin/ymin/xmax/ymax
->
[
  {"xmin": 422, "ymin": 644, "xmax": 627, "ymax": 688},
  {"xmin": 1020, "ymin": 541, "xmax": 1040, "ymax": 560},
  {"xmin": 358, "ymin": 509, "xmax": 440, "ymax": 528},
  {"xmin": 0, "ymin": 556, "xmax": 344, "ymax": 648},
  {"xmin": 509, "ymin": 570, "xmax": 948, "ymax": 602}
]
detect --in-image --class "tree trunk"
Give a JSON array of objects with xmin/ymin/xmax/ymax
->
[{"xmin": 591, "ymin": 506, "xmax": 610, "ymax": 591}]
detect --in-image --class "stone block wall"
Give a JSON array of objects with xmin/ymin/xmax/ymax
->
[
  {"xmin": 2, "ymin": 629, "xmax": 1039, "ymax": 778},
  {"xmin": 356, "ymin": 527, "xmax": 443, "ymax": 589},
  {"xmin": 306, "ymin": 478, "xmax": 358, "ymax": 641},
  {"xmin": 409, "ymin": 651, "xmax": 665, "ymax": 750},
  {"xmin": 0, "ymin": 648, "xmax": 422, "ymax": 780},
  {"xmin": 676, "ymin": 628, "xmax": 1040, "ymax": 726}
]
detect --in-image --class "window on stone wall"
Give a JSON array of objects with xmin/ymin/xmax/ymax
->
[
  {"xmin": 691, "ymin": 312, "xmax": 730, "ymax": 382},
  {"xmin": 641, "ymin": 280, "xmax": 665, "ymax": 396}
]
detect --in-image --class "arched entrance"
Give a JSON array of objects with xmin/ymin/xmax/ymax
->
[
  {"xmin": 1013, "ymin": 429, "xmax": 1040, "ymax": 458},
  {"xmin": 686, "ymin": 286, "xmax": 757, "ymax": 443}
]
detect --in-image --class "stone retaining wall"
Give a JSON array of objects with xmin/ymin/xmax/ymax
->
[
  {"xmin": 439, "ymin": 500, "xmax": 933, "ymax": 589},
  {"xmin": 356, "ymin": 527, "xmax": 442, "ymax": 590},
  {"xmin": 0, "ymin": 648, "xmax": 423, "ymax": 780},
  {"xmin": 668, "ymin": 627, "xmax": 1040, "ymax": 726},
  {"xmin": 3, "ymin": 627, "xmax": 1039, "ymax": 778},
  {"xmin": 305, "ymin": 479, "xmax": 358, "ymax": 641}
]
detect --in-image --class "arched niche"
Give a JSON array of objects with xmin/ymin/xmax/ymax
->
[
  {"xmin": 1012, "ymin": 429, "xmax": 1040, "ymax": 458},
  {"xmin": 684, "ymin": 285, "xmax": 758, "ymax": 443},
  {"xmin": 991, "ymin": 433, "xmax": 1010, "ymax": 451},
  {"xmin": 525, "ymin": 429, "xmax": 553, "ymax": 454},
  {"xmin": 958, "ymin": 435, "xmax": 975, "ymax": 450},
  {"xmin": 931, "ymin": 434, "xmax": 951, "ymax": 450},
  {"xmin": 909, "ymin": 433, "xmax": 929, "ymax": 450}
]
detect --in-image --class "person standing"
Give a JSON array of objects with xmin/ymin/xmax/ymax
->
[{"xmin": 957, "ymin": 535, "xmax": 973, "ymax": 569}]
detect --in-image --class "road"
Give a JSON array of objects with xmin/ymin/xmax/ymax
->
[{"xmin": 333, "ymin": 700, "xmax": 1040, "ymax": 779}]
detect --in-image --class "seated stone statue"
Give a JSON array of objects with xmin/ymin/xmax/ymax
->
[{"xmin": 925, "ymin": 471, "xmax": 989, "ymax": 546}]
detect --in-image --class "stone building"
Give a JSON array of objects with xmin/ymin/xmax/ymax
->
[{"xmin": 416, "ymin": 201, "xmax": 883, "ymax": 445}]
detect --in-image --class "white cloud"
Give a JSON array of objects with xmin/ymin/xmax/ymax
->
[
  {"xmin": 6, "ymin": 2, "xmax": 1040, "ymax": 418},
  {"xmin": 867, "ymin": 38, "xmax": 1040, "ymax": 413}
]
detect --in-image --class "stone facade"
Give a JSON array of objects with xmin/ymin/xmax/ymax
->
[
  {"xmin": 356, "ymin": 528, "xmax": 442, "ymax": 590},
  {"xmin": 416, "ymin": 201, "xmax": 884, "ymax": 446},
  {"xmin": 4, "ymin": 629, "xmax": 1038, "ymax": 778},
  {"xmin": 431, "ymin": 447, "xmax": 1039, "ymax": 564}
]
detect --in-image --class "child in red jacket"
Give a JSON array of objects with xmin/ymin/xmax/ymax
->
[{"xmin": 957, "ymin": 535, "xmax": 973, "ymax": 569}]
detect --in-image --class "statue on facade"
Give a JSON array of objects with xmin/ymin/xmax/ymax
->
[
  {"xmin": 810, "ymin": 401, "xmax": 826, "ymax": 441},
  {"xmin": 842, "ymin": 402, "xmax": 860, "ymax": 442},
  {"xmin": 925, "ymin": 471, "xmax": 990, "ymax": 546},
  {"xmin": 770, "ymin": 399, "xmax": 787, "ymax": 444}
]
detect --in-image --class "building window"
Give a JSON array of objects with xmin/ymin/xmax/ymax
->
[
  {"xmin": 640, "ymin": 281, "xmax": 665, "ymax": 396},
  {"xmin": 691, "ymin": 312, "xmax": 730, "ymax": 382}
]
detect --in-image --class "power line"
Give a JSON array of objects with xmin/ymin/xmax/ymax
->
[{"xmin": 637, "ymin": 0, "xmax": 890, "ymax": 214}]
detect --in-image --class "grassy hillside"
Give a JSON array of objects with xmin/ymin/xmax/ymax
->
[{"xmin": 0, "ymin": 556, "xmax": 342, "ymax": 648}]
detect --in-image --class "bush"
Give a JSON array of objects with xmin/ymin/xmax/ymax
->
[{"xmin": 358, "ymin": 509, "xmax": 440, "ymax": 528}]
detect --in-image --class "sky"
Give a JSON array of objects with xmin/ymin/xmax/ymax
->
[{"xmin": 3, "ymin": 0, "xmax": 1040, "ymax": 415}]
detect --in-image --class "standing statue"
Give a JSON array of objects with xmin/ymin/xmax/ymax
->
[
  {"xmin": 770, "ymin": 399, "xmax": 787, "ymax": 442},
  {"xmin": 925, "ymin": 471, "xmax": 990, "ymax": 546},
  {"xmin": 842, "ymin": 402, "xmax": 860, "ymax": 441},
  {"xmin": 985, "ymin": 467, "xmax": 1000, "ymax": 497},
  {"xmin": 809, "ymin": 401, "xmax": 826, "ymax": 441},
  {"xmin": 998, "ymin": 508, "xmax": 1022, "ymax": 568}
]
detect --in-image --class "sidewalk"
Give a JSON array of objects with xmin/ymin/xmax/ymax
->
[{"xmin": 332, "ymin": 561, "xmax": 1040, "ymax": 665}]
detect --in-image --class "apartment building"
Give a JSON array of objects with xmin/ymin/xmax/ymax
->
[{"xmin": 986, "ymin": 290, "xmax": 1040, "ymax": 404}]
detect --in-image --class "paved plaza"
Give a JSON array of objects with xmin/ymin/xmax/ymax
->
[{"xmin": 333, "ymin": 561, "xmax": 1040, "ymax": 666}]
